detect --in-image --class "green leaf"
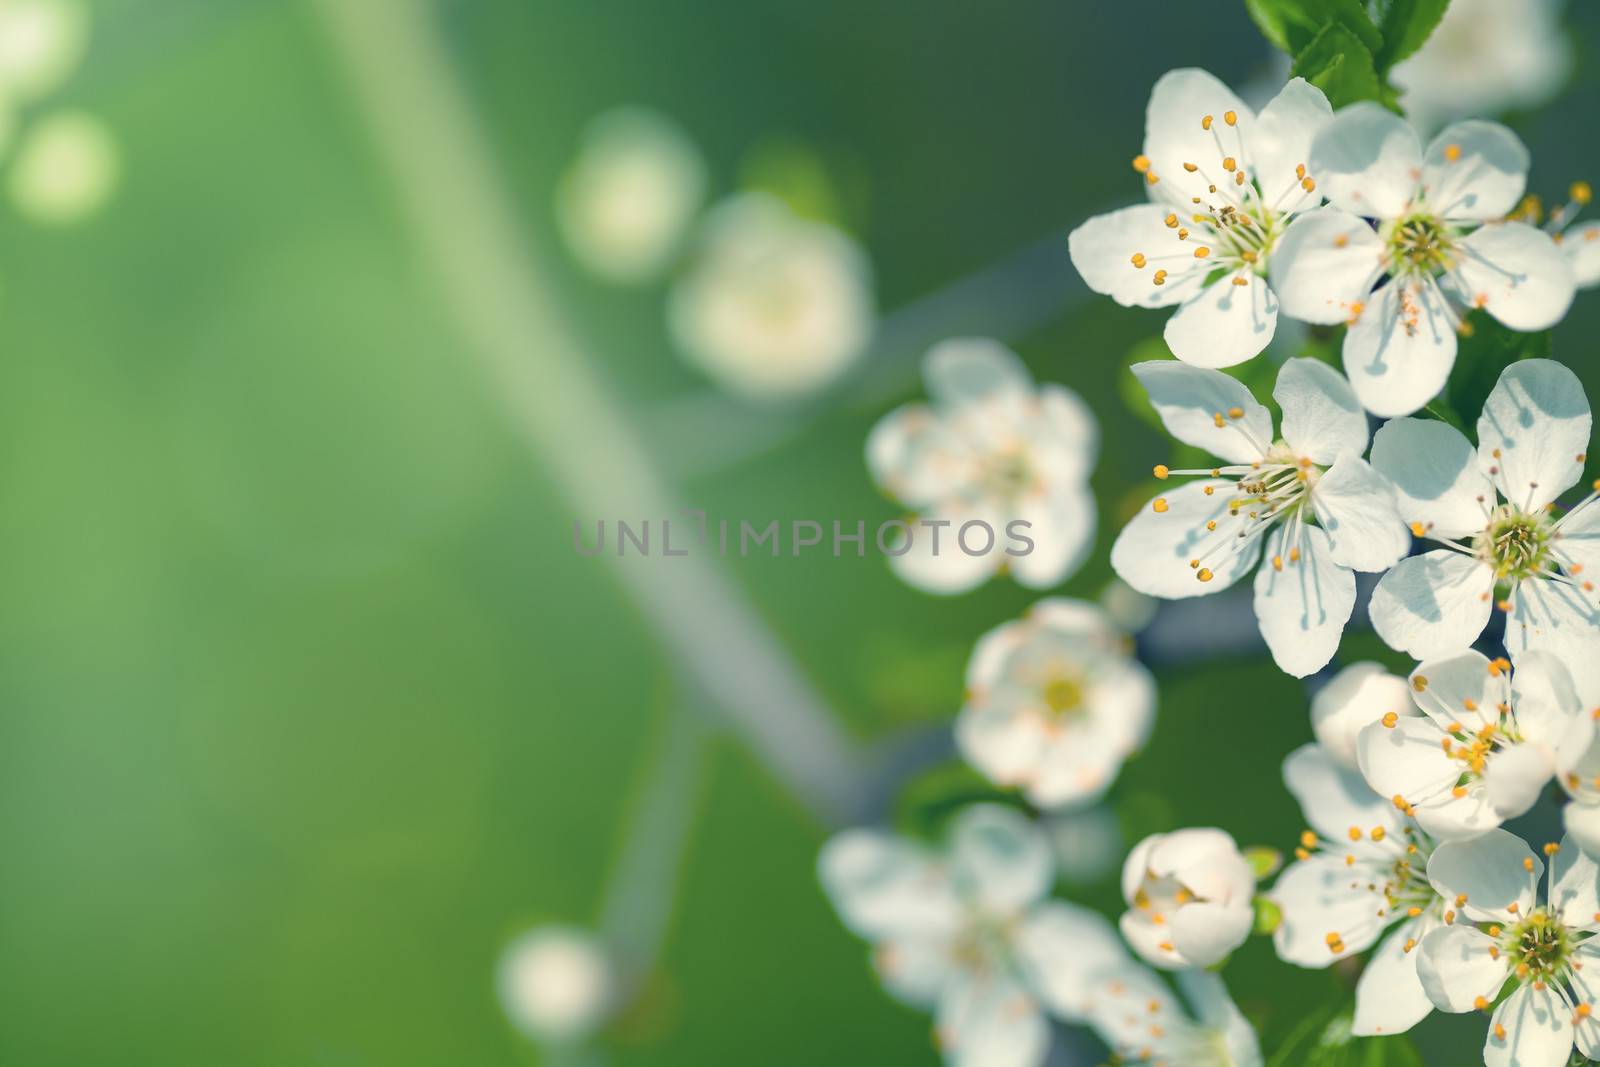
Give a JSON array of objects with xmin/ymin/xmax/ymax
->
[
  {"xmin": 1291, "ymin": 22, "xmax": 1385, "ymax": 108},
  {"xmin": 1245, "ymin": 0, "xmax": 1383, "ymax": 57},
  {"xmin": 893, "ymin": 762, "xmax": 1022, "ymax": 841},
  {"xmin": 1373, "ymin": 0, "xmax": 1451, "ymax": 72},
  {"xmin": 1443, "ymin": 313, "xmax": 1553, "ymax": 427},
  {"xmin": 1245, "ymin": 845, "xmax": 1284, "ymax": 880}
]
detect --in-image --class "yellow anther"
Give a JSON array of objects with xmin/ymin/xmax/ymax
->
[
  {"xmin": 1409, "ymin": 520, "xmax": 1426, "ymax": 538},
  {"xmin": 1381, "ymin": 712, "xmax": 1399, "ymax": 728},
  {"xmin": 1412, "ymin": 675, "xmax": 1429, "ymax": 692},
  {"xmin": 1348, "ymin": 826, "xmax": 1362, "ymax": 842},
  {"xmin": 1223, "ymin": 110, "xmax": 1237, "ymax": 126},
  {"xmin": 1546, "ymin": 842, "xmax": 1562, "ymax": 856},
  {"xmin": 1193, "ymin": 246, "xmax": 1211, "ymax": 258},
  {"xmin": 1131, "ymin": 253, "xmax": 1147, "ymax": 268},
  {"xmin": 1183, "ymin": 162, "xmax": 1198, "ymax": 173},
  {"xmin": 1213, "ymin": 412, "xmax": 1225, "ymax": 427},
  {"xmin": 1152, "ymin": 498, "xmax": 1169, "ymax": 514},
  {"xmin": 1222, "ymin": 156, "xmax": 1236, "ymax": 171},
  {"xmin": 1231, "ymin": 276, "xmax": 1248, "ymax": 285},
  {"xmin": 1226, "ymin": 406, "xmax": 1243, "ymax": 418},
  {"xmin": 1575, "ymin": 181, "xmax": 1593, "ymax": 206},
  {"xmin": 1272, "ymin": 555, "xmax": 1283, "ymax": 572},
  {"xmin": 1164, "ymin": 213, "xmax": 1178, "ymax": 227},
  {"xmin": 1202, "ymin": 115, "xmax": 1214, "ymax": 130},
  {"xmin": 1196, "ymin": 568, "xmax": 1214, "ymax": 583},
  {"xmin": 1371, "ymin": 826, "xmax": 1386, "ymax": 842},
  {"xmin": 1407, "ymin": 907, "xmax": 1422, "ymax": 918},
  {"xmin": 1300, "ymin": 830, "xmax": 1317, "ymax": 848},
  {"xmin": 1153, "ymin": 269, "xmax": 1168, "ymax": 285},
  {"xmin": 1153, "ymin": 465, "xmax": 1169, "ymax": 479},
  {"xmin": 1495, "ymin": 1023, "xmax": 1507, "ymax": 1041},
  {"xmin": 1301, "ymin": 177, "xmax": 1316, "ymax": 192},
  {"xmin": 1289, "ymin": 548, "xmax": 1300, "ymax": 563},
  {"xmin": 1444, "ymin": 144, "xmax": 1462, "ymax": 162},
  {"xmin": 1403, "ymin": 938, "xmax": 1417, "ymax": 953},
  {"xmin": 1146, "ymin": 171, "xmax": 1160, "ymax": 186},
  {"xmin": 1525, "ymin": 857, "xmax": 1536, "ymax": 871},
  {"xmin": 1132, "ymin": 155, "xmax": 1151, "ymax": 173}
]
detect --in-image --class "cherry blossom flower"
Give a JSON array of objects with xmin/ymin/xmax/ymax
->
[
  {"xmin": 1309, "ymin": 661, "xmax": 1417, "ymax": 771},
  {"xmin": 1366, "ymin": 359, "xmax": 1600, "ymax": 697},
  {"xmin": 1415, "ymin": 831, "xmax": 1600, "ymax": 1067},
  {"xmin": 1119, "ymin": 828, "xmax": 1255, "ymax": 970},
  {"xmin": 1358, "ymin": 650, "xmax": 1585, "ymax": 840},
  {"xmin": 669, "ymin": 192, "xmax": 874, "ymax": 400},
  {"xmin": 1391, "ymin": 0, "xmax": 1572, "ymax": 136},
  {"xmin": 1069, "ymin": 69, "xmax": 1332, "ymax": 368},
  {"xmin": 957, "ymin": 598, "xmax": 1154, "ymax": 809},
  {"xmin": 1110, "ymin": 358, "xmax": 1408, "ymax": 676},
  {"xmin": 818, "ymin": 805, "xmax": 1127, "ymax": 1067},
  {"xmin": 1271, "ymin": 105, "xmax": 1575, "ymax": 416},
  {"xmin": 868, "ymin": 338, "xmax": 1097, "ymax": 594},
  {"xmin": 1083, "ymin": 963, "xmax": 1262, "ymax": 1067},
  {"xmin": 1511, "ymin": 181, "xmax": 1600, "ymax": 291},
  {"xmin": 1270, "ymin": 743, "xmax": 1443, "ymax": 1037}
]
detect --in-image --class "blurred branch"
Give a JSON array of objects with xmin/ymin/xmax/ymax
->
[{"xmin": 310, "ymin": 0, "xmax": 872, "ymax": 825}]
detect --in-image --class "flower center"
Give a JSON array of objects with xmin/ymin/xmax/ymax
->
[
  {"xmin": 950, "ymin": 913, "xmax": 1015, "ymax": 974},
  {"xmin": 980, "ymin": 448, "xmax": 1036, "ymax": 501},
  {"xmin": 1042, "ymin": 674, "xmax": 1085, "ymax": 717},
  {"xmin": 1502, "ymin": 909, "xmax": 1575, "ymax": 981},
  {"xmin": 1475, "ymin": 504, "xmax": 1553, "ymax": 582},
  {"xmin": 1384, "ymin": 213, "xmax": 1458, "ymax": 276}
]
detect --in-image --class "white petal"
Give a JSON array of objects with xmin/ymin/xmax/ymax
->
[
  {"xmin": 965, "ymin": 615, "xmax": 1027, "ymax": 694},
  {"xmin": 1550, "ymin": 834, "xmax": 1600, "ymax": 925},
  {"xmin": 1352, "ymin": 917, "xmax": 1437, "ymax": 1036},
  {"xmin": 1422, "ymin": 120, "xmax": 1529, "ymax": 221},
  {"xmin": 1508, "ymin": 650, "xmax": 1582, "ymax": 746},
  {"xmin": 1252, "ymin": 526, "xmax": 1356, "ymax": 677},
  {"xmin": 1309, "ymin": 102, "xmax": 1424, "ymax": 220},
  {"xmin": 1311, "ymin": 663, "xmax": 1416, "ymax": 771},
  {"xmin": 1426, "ymin": 829, "xmax": 1541, "ymax": 923},
  {"xmin": 1484, "ymin": 982, "xmax": 1574, "ymax": 1067},
  {"xmin": 889, "ymin": 512, "xmax": 1002, "ymax": 595},
  {"xmin": 1416, "ymin": 924, "xmax": 1509, "ymax": 1012},
  {"xmin": 1357, "ymin": 715, "xmax": 1464, "ymax": 811},
  {"xmin": 1033, "ymin": 383, "xmax": 1100, "ymax": 482},
  {"xmin": 1083, "ymin": 963, "xmax": 1181, "ymax": 1051},
  {"xmin": 1275, "ymin": 356, "xmax": 1369, "ymax": 463},
  {"xmin": 1505, "ymin": 577, "xmax": 1600, "ymax": 705},
  {"xmin": 1170, "ymin": 900, "xmax": 1253, "ymax": 969},
  {"xmin": 1175, "ymin": 969, "xmax": 1262, "ymax": 1066},
  {"xmin": 1314, "ymin": 455, "xmax": 1411, "ymax": 572},
  {"xmin": 948, "ymin": 804, "xmax": 1054, "ymax": 913},
  {"xmin": 1414, "ymin": 789, "xmax": 1502, "ymax": 841},
  {"xmin": 1453, "ymin": 222, "xmax": 1576, "ymax": 332},
  {"xmin": 818, "ymin": 830, "xmax": 960, "ymax": 941},
  {"xmin": 1143, "ymin": 68, "xmax": 1254, "ymax": 207},
  {"xmin": 1368, "ymin": 549, "xmax": 1495, "ymax": 660},
  {"xmin": 1129, "ymin": 360, "xmax": 1272, "ymax": 463},
  {"xmin": 924, "ymin": 338, "xmax": 1034, "ymax": 410},
  {"xmin": 1069, "ymin": 204, "xmax": 1205, "ymax": 309},
  {"xmin": 1342, "ymin": 279, "xmax": 1457, "ymax": 418},
  {"xmin": 1163, "ymin": 272, "xmax": 1279, "ymax": 369},
  {"xmin": 937, "ymin": 972, "xmax": 1050, "ymax": 1067},
  {"xmin": 1110, "ymin": 481, "xmax": 1263, "ymax": 600},
  {"xmin": 1370, "ymin": 416, "xmax": 1495, "ymax": 540},
  {"xmin": 1119, "ymin": 909, "xmax": 1185, "ymax": 970},
  {"xmin": 1283, "ymin": 742, "xmax": 1404, "ymax": 845},
  {"xmin": 1121, "ymin": 834, "xmax": 1159, "ymax": 905},
  {"xmin": 1008, "ymin": 488, "xmax": 1095, "ymax": 590},
  {"xmin": 866, "ymin": 403, "xmax": 953, "ymax": 508},
  {"xmin": 1014, "ymin": 901, "xmax": 1128, "ymax": 1021},
  {"xmin": 1561, "ymin": 223, "xmax": 1600, "ymax": 288},
  {"xmin": 873, "ymin": 936, "xmax": 956, "ymax": 1009},
  {"xmin": 1150, "ymin": 827, "xmax": 1254, "ymax": 903},
  {"xmin": 1269, "ymin": 207, "xmax": 1384, "ymax": 325},
  {"xmin": 1556, "ymin": 499, "xmax": 1600, "ymax": 583},
  {"xmin": 1408, "ymin": 649, "xmax": 1501, "ymax": 732},
  {"xmin": 1477, "ymin": 359, "xmax": 1592, "ymax": 512},
  {"xmin": 957, "ymin": 707, "xmax": 1045, "ymax": 790},
  {"xmin": 1485, "ymin": 743, "xmax": 1555, "ymax": 821},
  {"xmin": 1023, "ymin": 730, "xmax": 1125, "ymax": 810},
  {"xmin": 1566, "ymin": 802, "xmax": 1600, "ymax": 866},
  {"xmin": 1270, "ymin": 853, "xmax": 1387, "ymax": 966},
  {"xmin": 1251, "ymin": 78, "xmax": 1334, "ymax": 203}
]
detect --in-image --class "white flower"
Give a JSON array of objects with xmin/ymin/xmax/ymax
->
[
  {"xmin": 1069, "ymin": 70, "xmax": 1332, "ymax": 369},
  {"xmin": 1365, "ymin": 359, "xmax": 1600, "ymax": 696},
  {"xmin": 1513, "ymin": 181, "xmax": 1600, "ymax": 290},
  {"xmin": 668, "ymin": 192, "xmax": 873, "ymax": 401},
  {"xmin": 1084, "ymin": 963, "xmax": 1262, "ymax": 1067},
  {"xmin": 1415, "ymin": 830, "xmax": 1600, "ymax": 1067},
  {"xmin": 818, "ymin": 805, "xmax": 1127, "ymax": 1067},
  {"xmin": 497, "ymin": 926, "xmax": 615, "ymax": 1044},
  {"xmin": 0, "ymin": 0, "xmax": 87, "ymax": 103},
  {"xmin": 1359, "ymin": 650, "xmax": 1585, "ymax": 840},
  {"xmin": 957, "ymin": 598, "xmax": 1155, "ymax": 809},
  {"xmin": 867, "ymin": 338, "xmax": 1097, "ymax": 595},
  {"xmin": 1110, "ymin": 357, "xmax": 1409, "ymax": 677},
  {"xmin": 1271, "ymin": 105, "xmax": 1576, "ymax": 416},
  {"xmin": 1310, "ymin": 661, "xmax": 1417, "ymax": 771},
  {"xmin": 1269, "ymin": 744, "xmax": 1443, "ymax": 1037},
  {"xmin": 8, "ymin": 110, "xmax": 117, "ymax": 224},
  {"xmin": 1391, "ymin": 0, "xmax": 1572, "ymax": 136},
  {"xmin": 555, "ymin": 106, "xmax": 706, "ymax": 283},
  {"xmin": 1119, "ymin": 828, "xmax": 1255, "ymax": 970}
]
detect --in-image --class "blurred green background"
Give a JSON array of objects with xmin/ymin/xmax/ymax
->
[{"xmin": 2, "ymin": 1, "xmax": 1598, "ymax": 1064}]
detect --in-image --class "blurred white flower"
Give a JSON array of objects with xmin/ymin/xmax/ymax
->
[
  {"xmin": 1069, "ymin": 70, "xmax": 1332, "ymax": 368},
  {"xmin": 1119, "ymin": 827, "xmax": 1255, "ymax": 970},
  {"xmin": 1269, "ymin": 743, "xmax": 1442, "ymax": 1037},
  {"xmin": 1271, "ymin": 106, "xmax": 1574, "ymax": 416},
  {"xmin": 1110, "ymin": 358, "xmax": 1408, "ymax": 677},
  {"xmin": 867, "ymin": 338, "xmax": 1097, "ymax": 595},
  {"xmin": 957, "ymin": 598, "xmax": 1154, "ymax": 810},
  {"xmin": 0, "ymin": 0, "xmax": 86, "ymax": 102},
  {"xmin": 818, "ymin": 805, "xmax": 1127, "ymax": 1067},
  {"xmin": 1392, "ymin": 0, "xmax": 1571, "ymax": 135},
  {"xmin": 1365, "ymin": 360, "xmax": 1600, "ymax": 695},
  {"xmin": 497, "ymin": 926, "xmax": 615, "ymax": 1044},
  {"xmin": 1084, "ymin": 964, "xmax": 1262, "ymax": 1067},
  {"xmin": 1359, "ymin": 651, "xmax": 1585, "ymax": 841},
  {"xmin": 555, "ymin": 106, "xmax": 705, "ymax": 283},
  {"xmin": 668, "ymin": 192, "xmax": 872, "ymax": 401},
  {"xmin": 1309, "ymin": 661, "xmax": 1416, "ymax": 771},
  {"xmin": 1415, "ymin": 830, "xmax": 1600, "ymax": 1065},
  {"xmin": 8, "ymin": 109, "xmax": 118, "ymax": 223}
]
